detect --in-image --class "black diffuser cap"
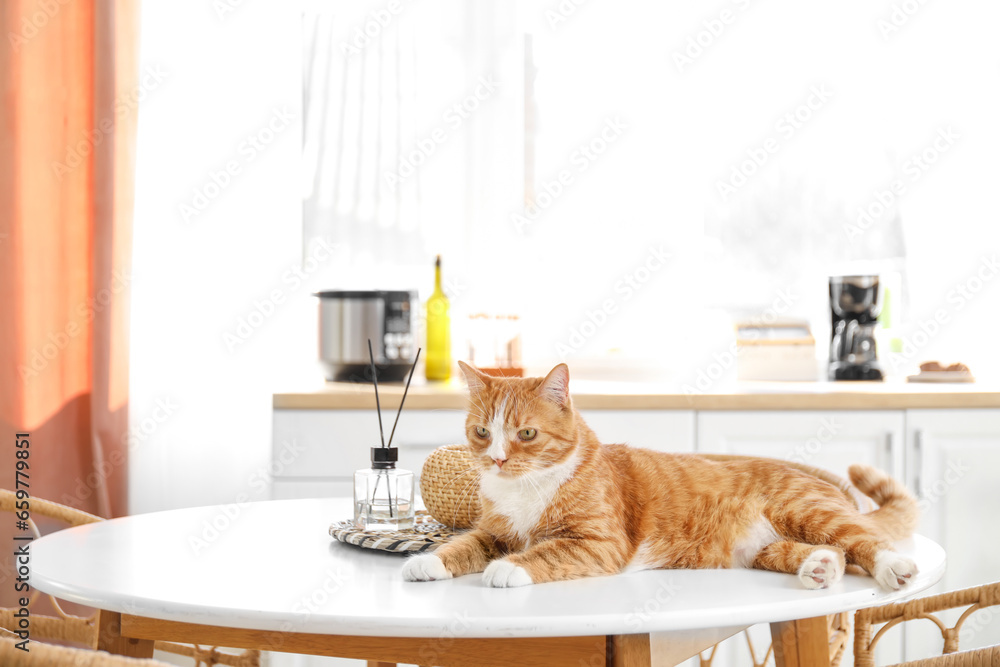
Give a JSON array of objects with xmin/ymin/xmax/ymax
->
[{"xmin": 371, "ymin": 447, "xmax": 398, "ymax": 469}]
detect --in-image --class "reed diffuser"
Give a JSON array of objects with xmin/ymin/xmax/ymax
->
[{"xmin": 353, "ymin": 341, "xmax": 420, "ymax": 531}]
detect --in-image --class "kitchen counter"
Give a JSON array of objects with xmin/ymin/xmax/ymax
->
[{"xmin": 273, "ymin": 378, "xmax": 1000, "ymax": 411}]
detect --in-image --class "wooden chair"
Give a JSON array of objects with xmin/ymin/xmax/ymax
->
[
  {"xmin": 0, "ymin": 489, "xmax": 260, "ymax": 667},
  {"xmin": 854, "ymin": 580, "xmax": 1000, "ymax": 666}
]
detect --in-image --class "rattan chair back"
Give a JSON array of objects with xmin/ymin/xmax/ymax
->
[{"xmin": 855, "ymin": 580, "xmax": 1000, "ymax": 666}]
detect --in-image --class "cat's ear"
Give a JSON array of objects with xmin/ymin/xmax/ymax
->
[
  {"xmin": 457, "ymin": 360, "xmax": 488, "ymax": 392},
  {"xmin": 538, "ymin": 363, "xmax": 570, "ymax": 407}
]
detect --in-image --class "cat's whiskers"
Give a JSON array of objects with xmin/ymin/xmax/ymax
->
[
  {"xmin": 466, "ymin": 403, "xmax": 486, "ymax": 424},
  {"xmin": 446, "ymin": 463, "xmax": 482, "ymax": 486},
  {"xmin": 448, "ymin": 463, "xmax": 485, "ymax": 516},
  {"xmin": 456, "ymin": 478, "xmax": 484, "ymax": 519},
  {"xmin": 470, "ymin": 392, "xmax": 490, "ymax": 415},
  {"xmin": 463, "ymin": 384, "xmax": 488, "ymax": 413},
  {"xmin": 467, "ymin": 394, "xmax": 492, "ymax": 427}
]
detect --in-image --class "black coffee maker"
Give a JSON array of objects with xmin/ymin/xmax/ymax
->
[{"xmin": 829, "ymin": 275, "xmax": 883, "ymax": 381}]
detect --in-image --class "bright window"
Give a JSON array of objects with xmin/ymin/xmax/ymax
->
[{"xmin": 305, "ymin": 0, "xmax": 1000, "ymax": 380}]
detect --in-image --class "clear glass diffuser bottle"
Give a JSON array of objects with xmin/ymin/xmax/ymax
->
[{"xmin": 354, "ymin": 447, "xmax": 414, "ymax": 531}]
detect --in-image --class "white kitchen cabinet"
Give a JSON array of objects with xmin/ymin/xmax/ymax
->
[
  {"xmin": 696, "ymin": 410, "xmax": 905, "ymax": 481},
  {"xmin": 904, "ymin": 409, "xmax": 1000, "ymax": 660},
  {"xmin": 579, "ymin": 409, "xmax": 695, "ymax": 453},
  {"xmin": 271, "ymin": 409, "xmax": 696, "ymax": 501},
  {"xmin": 696, "ymin": 410, "xmax": 906, "ymax": 667},
  {"xmin": 271, "ymin": 408, "xmax": 467, "ymax": 501}
]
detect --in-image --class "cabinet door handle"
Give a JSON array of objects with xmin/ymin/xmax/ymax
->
[
  {"xmin": 884, "ymin": 432, "xmax": 894, "ymax": 474},
  {"xmin": 913, "ymin": 429, "xmax": 924, "ymax": 500}
]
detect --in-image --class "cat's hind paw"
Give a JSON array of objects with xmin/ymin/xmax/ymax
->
[
  {"xmin": 797, "ymin": 548, "xmax": 845, "ymax": 590},
  {"xmin": 402, "ymin": 554, "xmax": 452, "ymax": 582},
  {"xmin": 874, "ymin": 551, "xmax": 918, "ymax": 591},
  {"xmin": 482, "ymin": 559, "xmax": 533, "ymax": 588}
]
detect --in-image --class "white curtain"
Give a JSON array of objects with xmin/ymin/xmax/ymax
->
[{"xmin": 302, "ymin": 1, "xmax": 523, "ymax": 295}]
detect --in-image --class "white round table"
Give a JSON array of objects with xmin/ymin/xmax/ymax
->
[{"xmin": 30, "ymin": 498, "xmax": 945, "ymax": 666}]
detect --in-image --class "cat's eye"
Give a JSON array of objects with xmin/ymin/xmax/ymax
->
[
  {"xmin": 475, "ymin": 426, "xmax": 490, "ymax": 439},
  {"xmin": 518, "ymin": 428, "xmax": 537, "ymax": 441}
]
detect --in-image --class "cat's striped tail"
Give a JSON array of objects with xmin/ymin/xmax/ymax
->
[{"xmin": 848, "ymin": 464, "xmax": 920, "ymax": 541}]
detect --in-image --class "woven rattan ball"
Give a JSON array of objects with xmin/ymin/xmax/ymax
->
[{"xmin": 420, "ymin": 444, "xmax": 482, "ymax": 529}]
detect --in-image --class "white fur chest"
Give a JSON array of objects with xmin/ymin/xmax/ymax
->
[{"xmin": 479, "ymin": 453, "xmax": 579, "ymax": 542}]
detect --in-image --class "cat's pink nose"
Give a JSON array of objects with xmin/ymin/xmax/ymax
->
[{"xmin": 493, "ymin": 458, "xmax": 506, "ymax": 469}]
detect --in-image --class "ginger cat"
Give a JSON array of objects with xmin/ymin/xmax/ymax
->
[{"xmin": 403, "ymin": 362, "xmax": 920, "ymax": 590}]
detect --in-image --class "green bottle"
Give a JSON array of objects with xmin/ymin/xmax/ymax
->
[{"xmin": 425, "ymin": 255, "xmax": 451, "ymax": 381}]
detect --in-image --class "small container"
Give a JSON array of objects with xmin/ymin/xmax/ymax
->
[
  {"xmin": 354, "ymin": 447, "xmax": 414, "ymax": 531},
  {"xmin": 467, "ymin": 313, "xmax": 524, "ymax": 377}
]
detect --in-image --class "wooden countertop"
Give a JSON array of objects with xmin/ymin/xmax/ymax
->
[{"xmin": 273, "ymin": 378, "xmax": 1000, "ymax": 411}]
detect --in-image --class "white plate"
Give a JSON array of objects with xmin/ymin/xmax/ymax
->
[{"xmin": 906, "ymin": 371, "xmax": 975, "ymax": 383}]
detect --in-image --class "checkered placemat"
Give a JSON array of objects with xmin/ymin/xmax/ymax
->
[{"xmin": 329, "ymin": 510, "xmax": 462, "ymax": 553}]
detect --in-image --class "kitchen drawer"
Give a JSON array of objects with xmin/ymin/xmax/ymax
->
[
  {"xmin": 272, "ymin": 408, "xmax": 696, "ymax": 482},
  {"xmin": 272, "ymin": 408, "xmax": 466, "ymax": 479},
  {"xmin": 271, "ymin": 476, "xmax": 436, "ymax": 505},
  {"xmin": 578, "ymin": 410, "xmax": 695, "ymax": 452},
  {"xmin": 271, "ymin": 478, "xmax": 353, "ymax": 500},
  {"xmin": 696, "ymin": 410, "xmax": 905, "ymax": 481}
]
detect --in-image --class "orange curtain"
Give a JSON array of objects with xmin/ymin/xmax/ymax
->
[{"xmin": 0, "ymin": 0, "xmax": 139, "ymax": 528}]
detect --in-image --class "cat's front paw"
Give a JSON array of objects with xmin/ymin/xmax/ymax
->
[
  {"xmin": 402, "ymin": 554, "xmax": 453, "ymax": 582},
  {"xmin": 482, "ymin": 559, "xmax": 533, "ymax": 588},
  {"xmin": 874, "ymin": 551, "xmax": 918, "ymax": 591},
  {"xmin": 797, "ymin": 548, "xmax": 845, "ymax": 590}
]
